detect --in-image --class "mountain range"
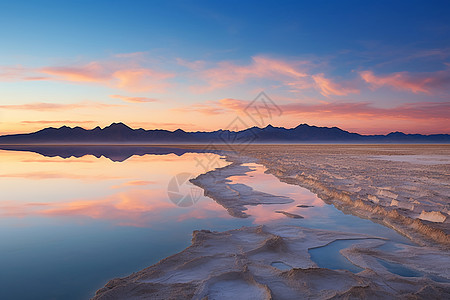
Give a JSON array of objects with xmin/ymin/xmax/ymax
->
[{"xmin": 0, "ymin": 122, "xmax": 449, "ymax": 144}]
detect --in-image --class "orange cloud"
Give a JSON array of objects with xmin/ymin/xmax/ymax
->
[
  {"xmin": 280, "ymin": 101, "xmax": 450, "ymax": 121},
  {"xmin": 0, "ymin": 101, "xmax": 122, "ymax": 111},
  {"xmin": 39, "ymin": 60, "xmax": 174, "ymax": 92},
  {"xmin": 110, "ymin": 94, "xmax": 158, "ymax": 103},
  {"xmin": 359, "ymin": 68, "xmax": 450, "ymax": 94},
  {"xmin": 112, "ymin": 68, "xmax": 173, "ymax": 92},
  {"xmin": 180, "ymin": 97, "xmax": 450, "ymax": 123},
  {"xmin": 0, "ymin": 102, "xmax": 84, "ymax": 111},
  {"xmin": 21, "ymin": 120, "xmax": 96, "ymax": 125},
  {"xmin": 41, "ymin": 62, "xmax": 109, "ymax": 82},
  {"xmin": 312, "ymin": 73, "xmax": 359, "ymax": 96},
  {"xmin": 127, "ymin": 121, "xmax": 197, "ymax": 130},
  {"xmin": 0, "ymin": 65, "xmax": 50, "ymax": 81}
]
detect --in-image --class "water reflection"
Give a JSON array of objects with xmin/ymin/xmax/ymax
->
[
  {"xmin": 228, "ymin": 163, "xmax": 414, "ymax": 243},
  {"xmin": 0, "ymin": 151, "xmax": 231, "ymax": 228},
  {"xmin": 0, "ymin": 149, "xmax": 417, "ymax": 300},
  {"xmin": 0, "ymin": 149, "xmax": 247, "ymax": 300},
  {"xmin": 0, "ymin": 145, "xmax": 215, "ymax": 162}
]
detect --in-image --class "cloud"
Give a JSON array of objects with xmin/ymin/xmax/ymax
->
[
  {"xmin": 0, "ymin": 65, "xmax": 51, "ymax": 81},
  {"xmin": 40, "ymin": 62, "xmax": 174, "ymax": 92},
  {"xmin": 279, "ymin": 101, "xmax": 450, "ymax": 120},
  {"xmin": 182, "ymin": 97, "xmax": 450, "ymax": 121},
  {"xmin": 41, "ymin": 62, "xmax": 110, "ymax": 83},
  {"xmin": 183, "ymin": 55, "xmax": 310, "ymax": 93},
  {"xmin": 0, "ymin": 54, "xmax": 175, "ymax": 92},
  {"xmin": 312, "ymin": 73, "xmax": 359, "ymax": 96},
  {"xmin": 172, "ymin": 101, "xmax": 228, "ymax": 115},
  {"xmin": 109, "ymin": 94, "xmax": 158, "ymax": 103},
  {"xmin": 21, "ymin": 120, "xmax": 96, "ymax": 124},
  {"xmin": 359, "ymin": 68, "xmax": 450, "ymax": 94},
  {"xmin": 0, "ymin": 101, "xmax": 122, "ymax": 111},
  {"xmin": 128, "ymin": 121, "xmax": 196, "ymax": 130},
  {"xmin": 0, "ymin": 102, "xmax": 84, "ymax": 111},
  {"xmin": 181, "ymin": 55, "xmax": 360, "ymax": 96}
]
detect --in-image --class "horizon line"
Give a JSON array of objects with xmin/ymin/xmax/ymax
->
[{"xmin": 1, "ymin": 122, "xmax": 450, "ymax": 137}]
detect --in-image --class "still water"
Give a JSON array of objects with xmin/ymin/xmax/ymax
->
[{"xmin": 0, "ymin": 147, "xmax": 414, "ymax": 299}]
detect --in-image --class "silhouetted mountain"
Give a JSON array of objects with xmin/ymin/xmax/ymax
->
[{"xmin": 0, "ymin": 122, "xmax": 448, "ymax": 144}]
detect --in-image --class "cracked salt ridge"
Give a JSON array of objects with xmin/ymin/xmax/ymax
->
[{"xmin": 223, "ymin": 163, "xmax": 428, "ymax": 274}]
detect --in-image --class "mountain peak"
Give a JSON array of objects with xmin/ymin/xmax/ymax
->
[
  {"xmin": 0, "ymin": 122, "xmax": 448, "ymax": 144},
  {"xmin": 104, "ymin": 122, "xmax": 132, "ymax": 130}
]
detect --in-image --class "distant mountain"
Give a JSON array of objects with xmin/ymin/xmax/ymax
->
[{"xmin": 0, "ymin": 122, "xmax": 449, "ymax": 144}]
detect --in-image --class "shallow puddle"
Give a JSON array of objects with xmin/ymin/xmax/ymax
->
[
  {"xmin": 376, "ymin": 258, "xmax": 422, "ymax": 277},
  {"xmin": 308, "ymin": 239, "xmax": 367, "ymax": 273}
]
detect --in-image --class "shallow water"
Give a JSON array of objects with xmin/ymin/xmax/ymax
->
[
  {"xmin": 308, "ymin": 240, "xmax": 367, "ymax": 273},
  {"xmin": 0, "ymin": 149, "xmax": 254, "ymax": 300},
  {"xmin": 0, "ymin": 150, "xmax": 420, "ymax": 299},
  {"xmin": 376, "ymin": 258, "xmax": 422, "ymax": 277},
  {"xmin": 229, "ymin": 163, "xmax": 413, "ymax": 244}
]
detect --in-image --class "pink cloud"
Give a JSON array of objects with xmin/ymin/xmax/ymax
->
[
  {"xmin": 0, "ymin": 101, "xmax": 122, "ymax": 111},
  {"xmin": 0, "ymin": 102, "xmax": 84, "ymax": 111},
  {"xmin": 41, "ymin": 62, "xmax": 109, "ymax": 83},
  {"xmin": 110, "ymin": 94, "xmax": 158, "ymax": 103},
  {"xmin": 127, "ymin": 121, "xmax": 197, "ymax": 130},
  {"xmin": 181, "ymin": 56, "xmax": 360, "ymax": 97},
  {"xmin": 279, "ymin": 101, "xmax": 450, "ymax": 120},
  {"xmin": 38, "ymin": 59, "xmax": 174, "ymax": 92},
  {"xmin": 21, "ymin": 120, "xmax": 96, "ymax": 124},
  {"xmin": 184, "ymin": 55, "xmax": 310, "ymax": 93},
  {"xmin": 312, "ymin": 73, "xmax": 359, "ymax": 96},
  {"xmin": 359, "ymin": 68, "xmax": 450, "ymax": 94},
  {"xmin": 182, "ymin": 97, "xmax": 450, "ymax": 122},
  {"xmin": 112, "ymin": 68, "xmax": 173, "ymax": 92}
]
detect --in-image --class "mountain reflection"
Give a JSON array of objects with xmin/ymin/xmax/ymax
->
[{"xmin": 0, "ymin": 145, "xmax": 216, "ymax": 162}]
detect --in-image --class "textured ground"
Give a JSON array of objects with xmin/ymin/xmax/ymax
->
[
  {"xmin": 94, "ymin": 225, "xmax": 450, "ymax": 299},
  {"xmin": 94, "ymin": 144, "xmax": 450, "ymax": 299},
  {"xmin": 228, "ymin": 144, "xmax": 450, "ymax": 247}
]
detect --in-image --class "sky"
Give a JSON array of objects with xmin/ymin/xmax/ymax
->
[{"xmin": 0, "ymin": 0, "xmax": 449, "ymax": 135}]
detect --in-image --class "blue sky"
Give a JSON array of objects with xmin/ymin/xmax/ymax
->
[{"xmin": 0, "ymin": 0, "xmax": 449, "ymax": 134}]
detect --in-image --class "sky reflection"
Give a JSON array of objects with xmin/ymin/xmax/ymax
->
[{"xmin": 0, "ymin": 150, "xmax": 231, "ymax": 227}]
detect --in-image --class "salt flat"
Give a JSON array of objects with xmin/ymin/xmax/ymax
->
[
  {"xmin": 235, "ymin": 144, "xmax": 450, "ymax": 247},
  {"xmin": 94, "ymin": 144, "xmax": 450, "ymax": 299}
]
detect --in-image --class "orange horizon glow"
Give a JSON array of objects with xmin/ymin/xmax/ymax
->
[{"xmin": 1, "ymin": 54, "xmax": 450, "ymax": 135}]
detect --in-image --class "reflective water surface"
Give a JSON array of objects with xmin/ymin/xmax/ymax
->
[{"xmin": 0, "ymin": 149, "xmax": 417, "ymax": 299}]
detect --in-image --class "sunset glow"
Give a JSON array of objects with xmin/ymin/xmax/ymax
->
[{"xmin": 1, "ymin": 1, "xmax": 449, "ymax": 135}]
